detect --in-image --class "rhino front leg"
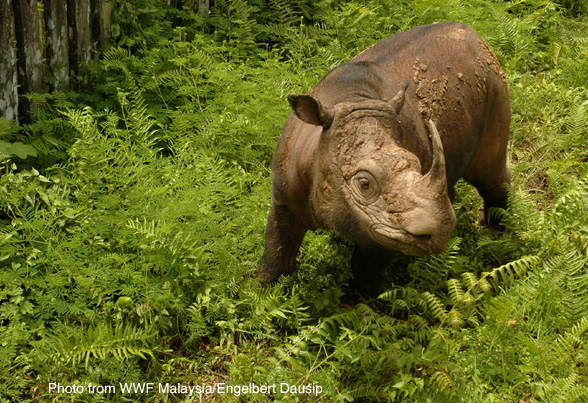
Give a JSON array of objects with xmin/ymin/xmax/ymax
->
[
  {"xmin": 350, "ymin": 244, "xmax": 395, "ymax": 298},
  {"xmin": 258, "ymin": 203, "xmax": 307, "ymax": 284}
]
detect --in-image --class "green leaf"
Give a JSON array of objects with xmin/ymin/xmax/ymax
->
[
  {"xmin": 0, "ymin": 117, "xmax": 10, "ymax": 134},
  {"xmin": 0, "ymin": 141, "xmax": 37, "ymax": 159}
]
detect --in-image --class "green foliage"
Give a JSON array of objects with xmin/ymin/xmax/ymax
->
[
  {"xmin": 32, "ymin": 322, "xmax": 160, "ymax": 370},
  {"xmin": 110, "ymin": 0, "xmax": 167, "ymax": 42},
  {"xmin": 0, "ymin": 117, "xmax": 37, "ymax": 159},
  {"xmin": 1, "ymin": 0, "xmax": 588, "ymax": 401}
]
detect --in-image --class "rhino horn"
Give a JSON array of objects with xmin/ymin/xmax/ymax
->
[
  {"xmin": 421, "ymin": 119, "xmax": 448, "ymax": 195},
  {"xmin": 288, "ymin": 93, "xmax": 334, "ymax": 128}
]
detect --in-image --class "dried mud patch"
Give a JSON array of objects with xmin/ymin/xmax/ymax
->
[
  {"xmin": 445, "ymin": 27, "xmax": 467, "ymax": 42},
  {"xmin": 477, "ymin": 39, "xmax": 507, "ymax": 87},
  {"xmin": 412, "ymin": 57, "xmax": 449, "ymax": 121}
]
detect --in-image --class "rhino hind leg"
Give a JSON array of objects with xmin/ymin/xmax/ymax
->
[
  {"xmin": 470, "ymin": 165, "xmax": 511, "ymax": 231},
  {"xmin": 258, "ymin": 203, "xmax": 307, "ymax": 284},
  {"xmin": 464, "ymin": 97, "xmax": 512, "ymax": 231}
]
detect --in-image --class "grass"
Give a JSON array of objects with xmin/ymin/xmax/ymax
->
[{"xmin": 0, "ymin": 0, "xmax": 587, "ymax": 401}]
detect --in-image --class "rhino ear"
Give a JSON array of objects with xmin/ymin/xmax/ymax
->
[
  {"xmin": 288, "ymin": 93, "xmax": 334, "ymax": 128},
  {"xmin": 389, "ymin": 80, "xmax": 410, "ymax": 115}
]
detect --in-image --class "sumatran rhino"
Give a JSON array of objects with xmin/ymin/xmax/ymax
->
[{"xmin": 258, "ymin": 22, "xmax": 511, "ymax": 295}]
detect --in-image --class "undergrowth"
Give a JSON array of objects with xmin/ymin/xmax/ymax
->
[{"xmin": 1, "ymin": 0, "xmax": 587, "ymax": 401}]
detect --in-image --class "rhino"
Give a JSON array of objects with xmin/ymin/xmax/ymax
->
[{"xmin": 258, "ymin": 22, "xmax": 511, "ymax": 295}]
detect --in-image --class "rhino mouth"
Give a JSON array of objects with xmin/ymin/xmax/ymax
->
[{"xmin": 371, "ymin": 225, "xmax": 445, "ymax": 256}]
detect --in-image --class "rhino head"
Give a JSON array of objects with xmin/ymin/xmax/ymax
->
[{"xmin": 289, "ymin": 85, "xmax": 457, "ymax": 257}]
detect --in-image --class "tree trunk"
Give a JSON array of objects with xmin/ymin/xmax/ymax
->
[
  {"xmin": 93, "ymin": 0, "xmax": 112, "ymax": 50},
  {"xmin": 44, "ymin": 0, "xmax": 70, "ymax": 90},
  {"xmin": 0, "ymin": 0, "xmax": 19, "ymax": 121},
  {"xmin": 197, "ymin": 0, "xmax": 210, "ymax": 14},
  {"xmin": 67, "ymin": 0, "xmax": 92, "ymax": 81},
  {"xmin": 12, "ymin": 0, "xmax": 44, "ymax": 123}
]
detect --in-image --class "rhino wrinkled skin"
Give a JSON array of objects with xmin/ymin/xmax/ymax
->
[{"xmin": 258, "ymin": 22, "xmax": 511, "ymax": 295}]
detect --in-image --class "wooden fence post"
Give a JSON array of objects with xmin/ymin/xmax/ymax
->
[
  {"xmin": 197, "ymin": 0, "xmax": 210, "ymax": 14},
  {"xmin": 91, "ymin": 0, "xmax": 112, "ymax": 51},
  {"xmin": 44, "ymin": 0, "xmax": 70, "ymax": 90},
  {"xmin": 67, "ymin": 0, "xmax": 92, "ymax": 81},
  {"xmin": 12, "ymin": 0, "xmax": 44, "ymax": 124},
  {"xmin": 0, "ymin": 0, "xmax": 19, "ymax": 121},
  {"xmin": 100, "ymin": 1, "xmax": 113, "ymax": 47},
  {"xmin": 1, "ymin": 0, "xmax": 167, "ymax": 122}
]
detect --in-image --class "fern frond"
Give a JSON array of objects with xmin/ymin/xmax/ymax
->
[
  {"xmin": 126, "ymin": 217, "xmax": 158, "ymax": 238},
  {"xmin": 378, "ymin": 287, "xmax": 427, "ymax": 316},
  {"xmin": 446, "ymin": 278, "xmax": 465, "ymax": 305},
  {"xmin": 431, "ymin": 369, "xmax": 454, "ymax": 391},
  {"xmin": 446, "ymin": 309, "xmax": 464, "ymax": 330},
  {"xmin": 561, "ymin": 249, "xmax": 588, "ymax": 321},
  {"xmin": 460, "ymin": 272, "xmax": 478, "ymax": 295},
  {"xmin": 554, "ymin": 316, "xmax": 588, "ymax": 353},
  {"xmin": 421, "ymin": 292, "xmax": 449, "ymax": 322},
  {"xmin": 33, "ymin": 323, "xmax": 159, "ymax": 370},
  {"xmin": 543, "ymin": 372, "xmax": 588, "ymax": 403},
  {"xmin": 426, "ymin": 256, "xmax": 541, "ymax": 329},
  {"xmin": 485, "ymin": 255, "xmax": 540, "ymax": 288},
  {"xmin": 565, "ymin": 100, "xmax": 588, "ymax": 138},
  {"xmin": 269, "ymin": 0, "xmax": 300, "ymax": 26},
  {"xmin": 552, "ymin": 176, "xmax": 588, "ymax": 233}
]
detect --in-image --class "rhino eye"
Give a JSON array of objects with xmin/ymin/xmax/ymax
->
[{"xmin": 351, "ymin": 171, "xmax": 380, "ymax": 204}]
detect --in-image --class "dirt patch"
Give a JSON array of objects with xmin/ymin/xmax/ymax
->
[
  {"xmin": 415, "ymin": 80, "xmax": 448, "ymax": 121},
  {"xmin": 526, "ymin": 169, "xmax": 555, "ymax": 211},
  {"xmin": 412, "ymin": 57, "xmax": 428, "ymax": 84},
  {"xmin": 412, "ymin": 58, "xmax": 449, "ymax": 120},
  {"xmin": 527, "ymin": 169, "xmax": 550, "ymax": 194},
  {"xmin": 477, "ymin": 39, "xmax": 507, "ymax": 87},
  {"xmin": 474, "ymin": 69, "xmax": 488, "ymax": 102},
  {"xmin": 445, "ymin": 27, "xmax": 467, "ymax": 42}
]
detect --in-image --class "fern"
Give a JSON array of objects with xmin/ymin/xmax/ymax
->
[
  {"xmin": 2, "ymin": 1, "xmax": 588, "ymax": 401},
  {"xmin": 430, "ymin": 369, "xmax": 454, "ymax": 391},
  {"xmin": 268, "ymin": 0, "xmax": 301, "ymax": 26},
  {"xmin": 565, "ymin": 100, "xmax": 588, "ymax": 144},
  {"xmin": 486, "ymin": 255, "xmax": 540, "ymax": 287},
  {"xmin": 557, "ymin": 249, "xmax": 588, "ymax": 322},
  {"xmin": 554, "ymin": 316, "xmax": 588, "ymax": 355},
  {"xmin": 526, "ymin": 242, "xmax": 588, "ymax": 326},
  {"xmin": 421, "ymin": 256, "xmax": 541, "ymax": 329},
  {"xmin": 446, "ymin": 278, "xmax": 465, "ymax": 306},
  {"xmin": 210, "ymin": 0, "xmax": 258, "ymax": 58},
  {"xmin": 421, "ymin": 291, "xmax": 449, "ymax": 322},
  {"xmin": 408, "ymin": 237, "xmax": 462, "ymax": 290},
  {"xmin": 552, "ymin": 176, "xmax": 588, "ymax": 234},
  {"xmin": 32, "ymin": 323, "xmax": 159, "ymax": 370},
  {"xmin": 542, "ymin": 373, "xmax": 588, "ymax": 403},
  {"xmin": 378, "ymin": 286, "xmax": 428, "ymax": 317}
]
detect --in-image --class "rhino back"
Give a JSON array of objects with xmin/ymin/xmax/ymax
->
[
  {"xmin": 362, "ymin": 22, "xmax": 508, "ymax": 183},
  {"xmin": 314, "ymin": 21, "xmax": 510, "ymax": 186}
]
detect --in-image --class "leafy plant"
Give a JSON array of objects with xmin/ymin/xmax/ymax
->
[{"xmin": 1, "ymin": 0, "xmax": 588, "ymax": 401}]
